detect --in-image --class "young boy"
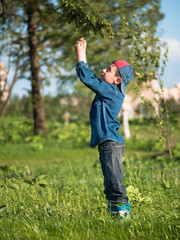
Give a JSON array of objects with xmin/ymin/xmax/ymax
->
[{"xmin": 75, "ymin": 37, "xmax": 133, "ymax": 219}]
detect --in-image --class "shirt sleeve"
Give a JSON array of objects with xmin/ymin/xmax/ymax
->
[{"xmin": 76, "ymin": 61, "xmax": 118, "ymax": 100}]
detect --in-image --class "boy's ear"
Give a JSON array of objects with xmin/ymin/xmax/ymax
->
[{"xmin": 115, "ymin": 77, "xmax": 122, "ymax": 85}]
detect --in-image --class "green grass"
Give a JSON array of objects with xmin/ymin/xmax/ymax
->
[
  {"xmin": 0, "ymin": 116, "xmax": 179, "ymax": 239},
  {"xmin": 0, "ymin": 142, "xmax": 179, "ymax": 240}
]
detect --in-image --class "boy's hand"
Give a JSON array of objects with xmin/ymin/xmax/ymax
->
[{"xmin": 75, "ymin": 37, "xmax": 87, "ymax": 63}]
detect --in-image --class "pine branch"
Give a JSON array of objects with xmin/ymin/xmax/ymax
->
[
  {"xmin": 58, "ymin": 0, "xmax": 114, "ymax": 38},
  {"xmin": 37, "ymin": 40, "xmax": 62, "ymax": 51}
]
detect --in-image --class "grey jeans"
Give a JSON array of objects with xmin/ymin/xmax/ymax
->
[{"xmin": 98, "ymin": 140, "xmax": 128, "ymax": 204}]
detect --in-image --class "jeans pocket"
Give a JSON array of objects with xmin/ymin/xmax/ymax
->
[
  {"xmin": 115, "ymin": 144, "xmax": 125, "ymax": 158},
  {"xmin": 99, "ymin": 140, "xmax": 112, "ymax": 151}
]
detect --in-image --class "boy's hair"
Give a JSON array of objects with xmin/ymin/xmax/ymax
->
[
  {"xmin": 112, "ymin": 60, "xmax": 134, "ymax": 96},
  {"xmin": 112, "ymin": 63, "xmax": 122, "ymax": 79},
  {"xmin": 110, "ymin": 63, "xmax": 122, "ymax": 90}
]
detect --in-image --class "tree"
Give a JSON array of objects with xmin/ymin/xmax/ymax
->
[
  {"xmin": 0, "ymin": 0, "xmax": 4, "ymax": 17},
  {"xmin": 1, "ymin": 0, "xmax": 76, "ymax": 133},
  {"xmin": 0, "ymin": 0, "xmax": 115, "ymax": 134},
  {"xmin": 58, "ymin": 0, "xmax": 163, "ymax": 73},
  {"xmin": 1, "ymin": 0, "xmax": 59, "ymax": 133}
]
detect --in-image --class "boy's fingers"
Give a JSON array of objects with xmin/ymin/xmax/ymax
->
[
  {"xmin": 75, "ymin": 37, "xmax": 86, "ymax": 47},
  {"xmin": 76, "ymin": 37, "xmax": 85, "ymax": 43},
  {"xmin": 75, "ymin": 41, "xmax": 81, "ymax": 46}
]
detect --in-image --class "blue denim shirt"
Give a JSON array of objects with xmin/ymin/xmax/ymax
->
[{"xmin": 76, "ymin": 61, "xmax": 125, "ymax": 148}]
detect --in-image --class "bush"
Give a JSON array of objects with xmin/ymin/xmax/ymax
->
[
  {"xmin": 0, "ymin": 115, "xmax": 33, "ymax": 143},
  {"xmin": 47, "ymin": 121, "xmax": 90, "ymax": 148},
  {"xmin": 172, "ymin": 143, "xmax": 180, "ymax": 159},
  {"xmin": 0, "ymin": 115, "xmax": 90, "ymax": 148}
]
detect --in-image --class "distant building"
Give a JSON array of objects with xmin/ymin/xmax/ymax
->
[
  {"xmin": 0, "ymin": 62, "xmax": 9, "ymax": 101},
  {"xmin": 141, "ymin": 80, "xmax": 180, "ymax": 103},
  {"xmin": 60, "ymin": 97, "xmax": 68, "ymax": 106},
  {"xmin": 119, "ymin": 80, "xmax": 180, "ymax": 118},
  {"xmin": 163, "ymin": 83, "xmax": 180, "ymax": 102}
]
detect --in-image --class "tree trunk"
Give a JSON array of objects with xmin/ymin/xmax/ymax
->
[
  {"xmin": 122, "ymin": 101, "xmax": 131, "ymax": 139},
  {"xmin": 27, "ymin": 7, "xmax": 47, "ymax": 134},
  {"xmin": 0, "ymin": 58, "xmax": 19, "ymax": 118},
  {"xmin": 0, "ymin": 0, "xmax": 4, "ymax": 17}
]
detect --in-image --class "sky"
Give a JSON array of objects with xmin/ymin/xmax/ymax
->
[
  {"xmin": 3, "ymin": 0, "xmax": 180, "ymax": 97},
  {"xmin": 157, "ymin": 0, "xmax": 180, "ymax": 88}
]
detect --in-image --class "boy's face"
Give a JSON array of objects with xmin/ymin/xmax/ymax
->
[{"xmin": 100, "ymin": 64, "xmax": 121, "ymax": 85}]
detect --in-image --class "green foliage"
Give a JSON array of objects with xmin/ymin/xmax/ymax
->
[
  {"xmin": 172, "ymin": 143, "xmax": 180, "ymax": 160},
  {"xmin": 58, "ymin": 0, "xmax": 114, "ymax": 38},
  {"xmin": 0, "ymin": 115, "xmax": 90, "ymax": 148},
  {"xmin": 47, "ymin": 121, "xmax": 90, "ymax": 148},
  {"xmin": 124, "ymin": 18, "xmax": 172, "ymax": 158},
  {"xmin": 25, "ymin": 135, "xmax": 44, "ymax": 151},
  {"xmin": 6, "ymin": 95, "xmax": 33, "ymax": 119},
  {"xmin": 6, "ymin": 94, "xmax": 92, "ymax": 122},
  {"xmin": 0, "ymin": 115, "xmax": 33, "ymax": 143},
  {"xmin": 161, "ymin": 98, "xmax": 180, "ymax": 115},
  {"xmin": 118, "ymin": 14, "xmax": 163, "ymax": 84},
  {"xmin": 126, "ymin": 185, "xmax": 152, "ymax": 206},
  {"xmin": 58, "ymin": 0, "xmax": 164, "ymax": 77},
  {"xmin": 126, "ymin": 134, "xmax": 167, "ymax": 152},
  {"xmin": 1, "ymin": 115, "xmax": 179, "ymax": 157}
]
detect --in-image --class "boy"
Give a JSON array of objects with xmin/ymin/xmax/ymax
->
[{"xmin": 75, "ymin": 37, "xmax": 133, "ymax": 219}]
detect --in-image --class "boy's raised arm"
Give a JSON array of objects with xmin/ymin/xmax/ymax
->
[
  {"xmin": 75, "ymin": 37, "xmax": 87, "ymax": 63},
  {"xmin": 75, "ymin": 37, "xmax": 119, "ymax": 100}
]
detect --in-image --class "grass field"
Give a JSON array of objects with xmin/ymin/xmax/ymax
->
[{"xmin": 0, "ymin": 116, "xmax": 179, "ymax": 239}]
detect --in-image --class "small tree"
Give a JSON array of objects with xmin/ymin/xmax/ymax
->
[{"xmin": 121, "ymin": 15, "xmax": 172, "ymax": 158}]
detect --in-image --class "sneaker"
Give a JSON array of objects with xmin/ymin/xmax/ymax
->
[{"xmin": 108, "ymin": 201, "xmax": 130, "ymax": 220}]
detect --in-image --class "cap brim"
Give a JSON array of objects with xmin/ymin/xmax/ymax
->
[{"xmin": 121, "ymin": 81, "xmax": 126, "ymax": 96}]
